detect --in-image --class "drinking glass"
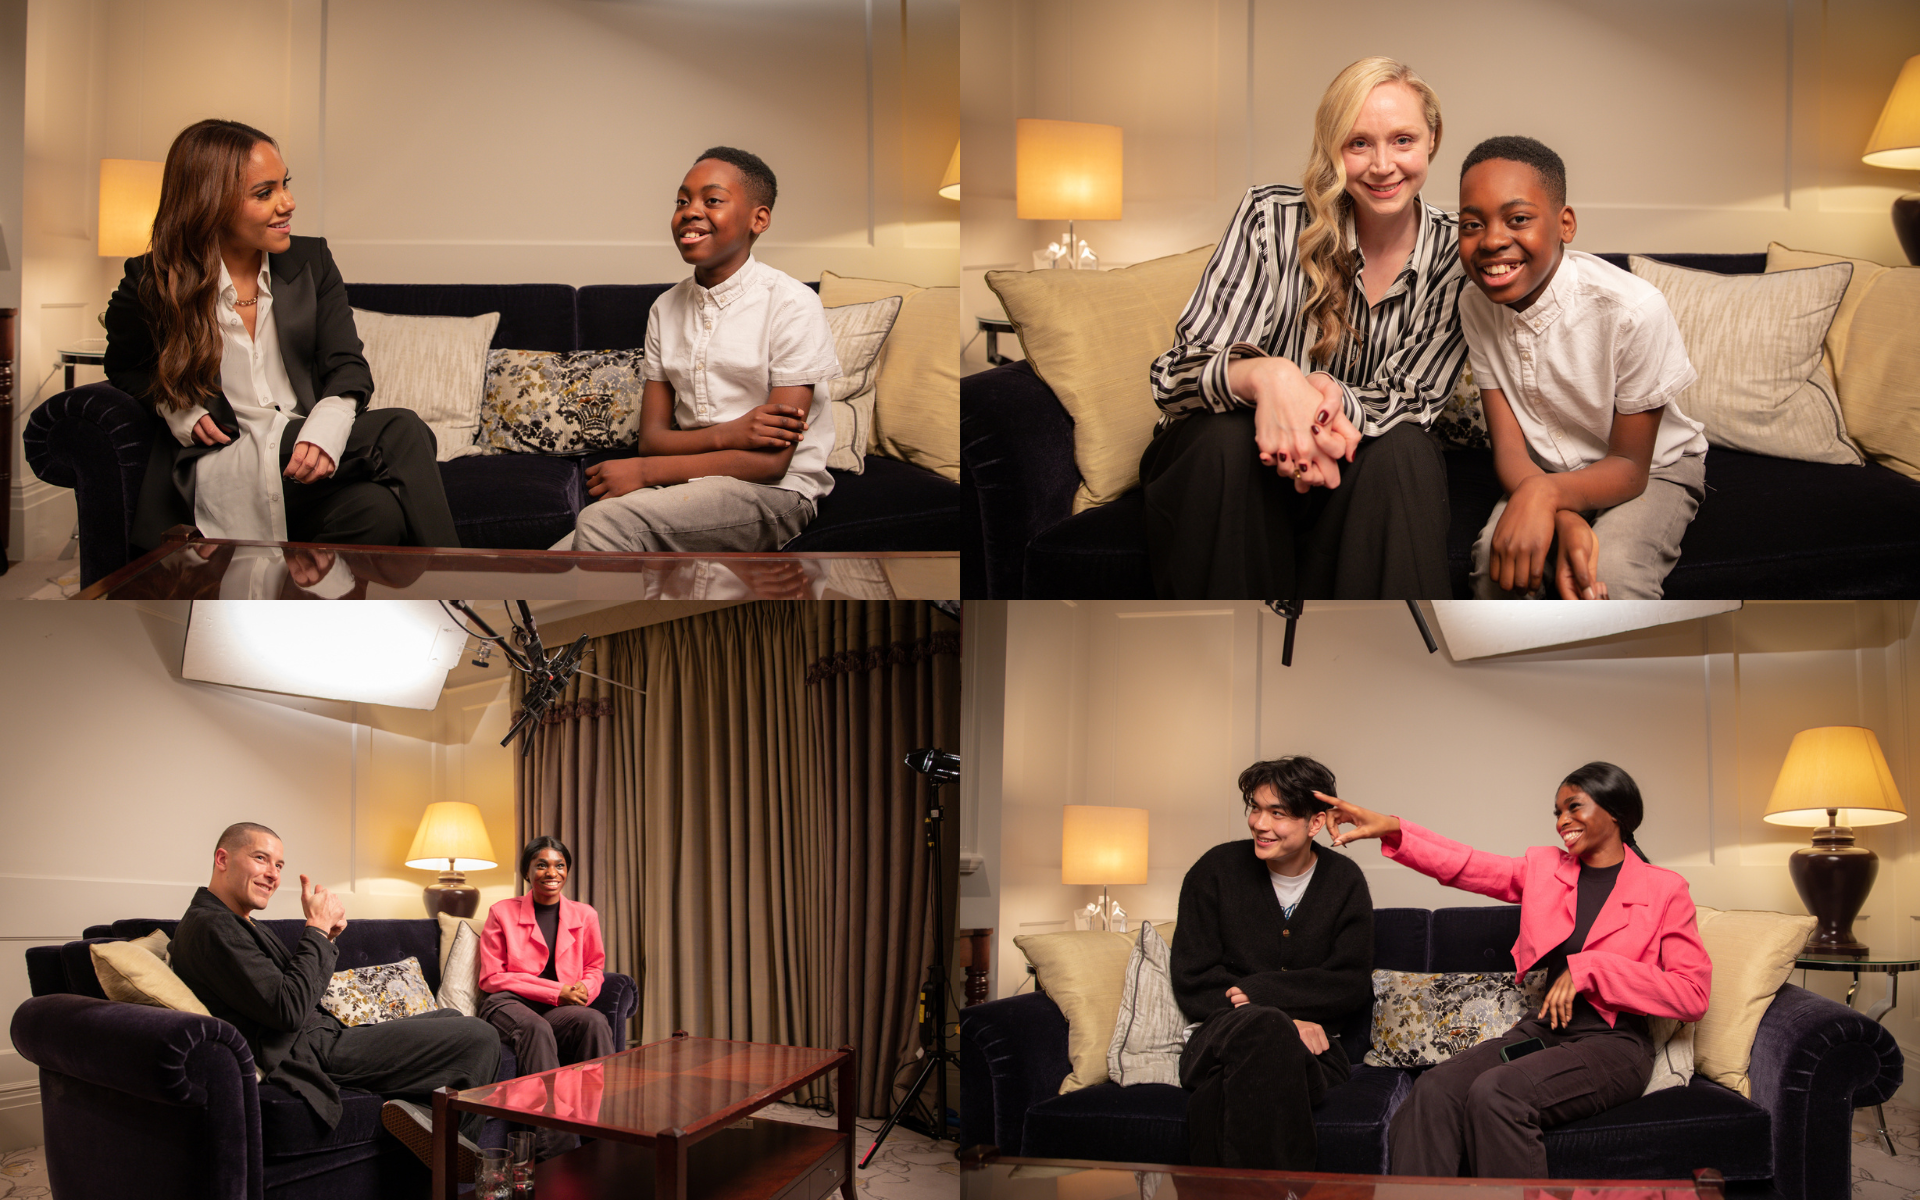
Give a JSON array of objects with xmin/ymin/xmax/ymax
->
[
  {"xmin": 509, "ymin": 1131, "xmax": 537, "ymax": 1198},
  {"xmin": 475, "ymin": 1147, "xmax": 511, "ymax": 1200}
]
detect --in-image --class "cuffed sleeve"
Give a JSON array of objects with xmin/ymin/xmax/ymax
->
[
  {"xmin": 1150, "ymin": 189, "xmax": 1277, "ymax": 419},
  {"xmin": 163, "ymin": 403, "xmax": 212, "ymax": 447},
  {"xmin": 294, "ymin": 396, "xmax": 357, "ymax": 468}
]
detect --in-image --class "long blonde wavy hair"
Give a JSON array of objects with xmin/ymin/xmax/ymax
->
[{"xmin": 1297, "ymin": 58, "xmax": 1443, "ymax": 368}]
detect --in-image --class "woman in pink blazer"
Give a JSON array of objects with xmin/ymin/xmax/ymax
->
[
  {"xmin": 1323, "ymin": 762, "xmax": 1711, "ymax": 1179},
  {"xmin": 478, "ymin": 837, "xmax": 616, "ymax": 1157}
]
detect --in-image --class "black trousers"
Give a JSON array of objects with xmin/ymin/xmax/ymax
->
[
  {"xmin": 1179, "ymin": 1004, "xmax": 1350, "ymax": 1171},
  {"xmin": 1139, "ymin": 408, "xmax": 1450, "ymax": 599},
  {"xmin": 1388, "ymin": 1017, "xmax": 1653, "ymax": 1178},
  {"xmin": 279, "ymin": 408, "xmax": 461, "ymax": 547},
  {"xmin": 315, "ymin": 1008, "xmax": 500, "ymax": 1144},
  {"xmin": 477, "ymin": 992, "xmax": 617, "ymax": 1157}
]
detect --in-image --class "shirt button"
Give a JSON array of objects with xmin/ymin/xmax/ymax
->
[{"xmin": 1281, "ymin": 929, "xmax": 1291, "ymax": 938}]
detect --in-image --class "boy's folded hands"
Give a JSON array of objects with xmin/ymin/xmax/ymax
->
[
  {"xmin": 585, "ymin": 457, "xmax": 651, "ymax": 499},
  {"xmin": 1554, "ymin": 512, "xmax": 1607, "ymax": 600},
  {"xmin": 1489, "ymin": 478, "xmax": 1610, "ymax": 599},
  {"xmin": 715, "ymin": 402, "xmax": 809, "ymax": 452}
]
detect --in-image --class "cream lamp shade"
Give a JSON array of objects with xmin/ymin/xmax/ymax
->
[
  {"xmin": 1762, "ymin": 726, "xmax": 1906, "ymax": 827},
  {"xmin": 98, "ymin": 159, "xmax": 164, "ymax": 257},
  {"xmin": 1863, "ymin": 56, "xmax": 1920, "ymax": 170},
  {"xmin": 1061, "ymin": 805, "xmax": 1149, "ymax": 884},
  {"xmin": 404, "ymin": 802, "xmax": 499, "ymax": 871},
  {"xmin": 1016, "ymin": 119, "xmax": 1123, "ymax": 221},
  {"xmin": 939, "ymin": 141, "xmax": 961, "ymax": 201}
]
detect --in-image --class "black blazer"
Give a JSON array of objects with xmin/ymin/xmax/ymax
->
[{"xmin": 104, "ymin": 235, "xmax": 375, "ymax": 549}]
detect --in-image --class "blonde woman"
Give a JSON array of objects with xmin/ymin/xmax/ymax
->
[{"xmin": 1145, "ymin": 58, "xmax": 1469, "ymax": 598}]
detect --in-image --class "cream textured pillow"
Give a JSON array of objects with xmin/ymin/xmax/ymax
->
[
  {"xmin": 986, "ymin": 247, "xmax": 1214, "ymax": 512},
  {"xmin": 353, "ymin": 308, "xmax": 501, "ymax": 462},
  {"xmin": 1628, "ymin": 257, "xmax": 1861, "ymax": 466},
  {"xmin": 320, "ymin": 957, "xmax": 440, "ymax": 1027},
  {"xmin": 1016, "ymin": 924, "xmax": 1172, "ymax": 1093},
  {"xmin": 1767, "ymin": 243, "xmax": 1920, "ymax": 482},
  {"xmin": 1643, "ymin": 1017, "xmax": 1695, "ymax": 1096},
  {"xmin": 1106, "ymin": 921, "xmax": 1185, "ymax": 1087},
  {"xmin": 819, "ymin": 295, "xmax": 905, "ymax": 473},
  {"xmin": 435, "ymin": 921, "xmax": 482, "ymax": 1017},
  {"xmin": 436, "ymin": 911, "xmax": 485, "ymax": 977},
  {"xmin": 818, "ymin": 272, "xmax": 958, "ymax": 482},
  {"xmin": 91, "ymin": 932, "xmax": 212, "ymax": 1016},
  {"xmin": 1690, "ymin": 906, "xmax": 1814, "ymax": 1097}
]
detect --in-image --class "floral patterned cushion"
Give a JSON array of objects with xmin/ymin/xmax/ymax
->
[
  {"xmin": 320, "ymin": 957, "xmax": 439, "ymax": 1026},
  {"xmin": 1363, "ymin": 968, "xmax": 1546, "ymax": 1067},
  {"xmin": 1432, "ymin": 362, "xmax": 1490, "ymax": 451},
  {"xmin": 479, "ymin": 349, "xmax": 645, "ymax": 455}
]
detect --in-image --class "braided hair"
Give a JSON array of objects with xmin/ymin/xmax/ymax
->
[{"xmin": 1561, "ymin": 762, "xmax": 1647, "ymax": 862}]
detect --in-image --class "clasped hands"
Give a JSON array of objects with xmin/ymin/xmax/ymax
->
[
  {"xmin": 583, "ymin": 401, "xmax": 806, "ymax": 499},
  {"xmin": 189, "ymin": 415, "xmax": 336, "ymax": 483},
  {"xmin": 1488, "ymin": 477, "xmax": 1608, "ymax": 600},
  {"xmin": 556, "ymin": 981, "xmax": 592, "ymax": 1006},
  {"xmin": 298, "ymin": 874, "xmax": 348, "ymax": 941},
  {"xmin": 1224, "ymin": 986, "xmax": 1330, "ymax": 1054},
  {"xmin": 1236, "ymin": 357, "xmax": 1361, "ymax": 494}
]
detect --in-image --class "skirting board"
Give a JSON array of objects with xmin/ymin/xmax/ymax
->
[
  {"xmin": 0, "ymin": 1081, "xmax": 41, "ymax": 1154},
  {"xmin": 10, "ymin": 477, "xmax": 75, "ymax": 563}
]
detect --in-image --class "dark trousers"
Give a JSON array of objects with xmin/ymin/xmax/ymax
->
[
  {"xmin": 1388, "ymin": 1017, "xmax": 1653, "ymax": 1178},
  {"xmin": 478, "ymin": 992, "xmax": 617, "ymax": 1157},
  {"xmin": 1179, "ymin": 1004, "xmax": 1350, "ymax": 1171},
  {"xmin": 1139, "ymin": 409, "xmax": 1450, "ymax": 599},
  {"xmin": 279, "ymin": 408, "xmax": 461, "ymax": 547},
  {"xmin": 316, "ymin": 1008, "xmax": 500, "ymax": 1145}
]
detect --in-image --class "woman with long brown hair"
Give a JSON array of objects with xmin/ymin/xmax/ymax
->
[
  {"xmin": 1144, "ymin": 57, "xmax": 1469, "ymax": 598},
  {"xmin": 105, "ymin": 119, "xmax": 458, "ymax": 556}
]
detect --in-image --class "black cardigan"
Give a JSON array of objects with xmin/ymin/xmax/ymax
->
[{"xmin": 1170, "ymin": 839, "xmax": 1374, "ymax": 1028}]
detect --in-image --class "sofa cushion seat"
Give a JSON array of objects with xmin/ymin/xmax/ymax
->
[
  {"xmin": 1541, "ymin": 1075, "xmax": 1772, "ymax": 1180},
  {"xmin": 259, "ymin": 1083, "xmax": 388, "ymax": 1160},
  {"xmin": 439, "ymin": 453, "xmax": 587, "ymax": 550},
  {"xmin": 789, "ymin": 456, "xmax": 962, "ymax": 552},
  {"xmin": 1023, "ymin": 489, "xmax": 1152, "ymax": 599}
]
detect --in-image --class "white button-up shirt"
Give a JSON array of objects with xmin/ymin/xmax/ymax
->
[
  {"xmin": 159, "ymin": 259, "xmax": 357, "ymax": 540},
  {"xmin": 1460, "ymin": 249, "xmax": 1706, "ymax": 473},
  {"xmin": 643, "ymin": 256, "xmax": 843, "ymax": 500}
]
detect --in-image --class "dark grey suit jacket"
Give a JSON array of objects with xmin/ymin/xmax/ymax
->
[{"xmin": 103, "ymin": 236, "xmax": 375, "ymax": 550}]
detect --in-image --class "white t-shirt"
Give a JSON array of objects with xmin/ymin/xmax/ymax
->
[
  {"xmin": 1459, "ymin": 249, "xmax": 1707, "ymax": 473},
  {"xmin": 1269, "ymin": 856, "xmax": 1316, "ymax": 919},
  {"xmin": 643, "ymin": 255, "xmax": 844, "ymax": 500}
]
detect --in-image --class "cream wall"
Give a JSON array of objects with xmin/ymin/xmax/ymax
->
[
  {"xmin": 11, "ymin": 0, "xmax": 960, "ymax": 561},
  {"xmin": 961, "ymin": 600, "xmax": 1920, "ymax": 1101},
  {"xmin": 960, "ymin": 0, "xmax": 1920, "ymax": 373},
  {"xmin": 0, "ymin": 603, "xmax": 520, "ymax": 1151}
]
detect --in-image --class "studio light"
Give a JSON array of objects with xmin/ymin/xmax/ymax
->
[{"xmin": 182, "ymin": 602, "xmax": 468, "ymax": 709}]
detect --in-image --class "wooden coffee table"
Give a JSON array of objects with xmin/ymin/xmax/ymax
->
[
  {"xmin": 432, "ymin": 1034, "xmax": 855, "ymax": 1200},
  {"xmin": 957, "ymin": 1148, "xmax": 1726, "ymax": 1200}
]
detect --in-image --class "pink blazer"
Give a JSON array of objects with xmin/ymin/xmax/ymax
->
[
  {"xmin": 479, "ymin": 893, "xmax": 606, "ymax": 1007},
  {"xmin": 1382, "ymin": 820, "xmax": 1711, "ymax": 1026}
]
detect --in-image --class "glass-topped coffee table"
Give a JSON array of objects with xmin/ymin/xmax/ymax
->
[{"xmin": 432, "ymin": 1034, "xmax": 855, "ymax": 1200}]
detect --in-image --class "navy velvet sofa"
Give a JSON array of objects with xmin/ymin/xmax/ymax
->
[
  {"xmin": 959, "ymin": 905, "xmax": 1904, "ymax": 1200},
  {"xmin": 961, "ymin": 252, "xmax": 1920, "ymax": 599},
  {"xmin": 12, "ymin": 916, "xmax": 639, "ymax": 1200},
  {"xmin": 26, "ymin": 280, "xmax": 961, "ymax": 587}
]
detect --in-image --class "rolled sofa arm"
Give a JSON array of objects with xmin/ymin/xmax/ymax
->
[
  {"xmin": 960, "ymin": 362, "xmax": 1082, "ymax": 600},
  {"xmin": 958, "ymin": 990, "xmax": 1074, "ymax": 1157},
  {"xmin": 1746, "ymin": 982, "xmax": 1904, "ymax": 1200},
  {"xmin": 21, "ymin": 383, "xmax": 160, "ymax": 587},
  {"xmin": 592, "ymin": 972, "xmax": 639, "ymax": 1044},
  {"xmin": 11, "ymin": 993, "xmax": 262, "ymax": 1200}
]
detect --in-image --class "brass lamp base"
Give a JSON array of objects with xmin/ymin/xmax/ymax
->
[
  {"xmin": 423, "ymin": 871, "xmax": 479, "ymax": 919},
  {"xmin": 1787, "ymin": 820, "xmax": 1876, "ymax": 958}
]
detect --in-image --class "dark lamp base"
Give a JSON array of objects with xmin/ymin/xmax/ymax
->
[
  {"xmin": 424, "ymin": 872, "xmax": 479, "ymax": 919},
  {"xmin": 1895, "ymin": 194, "xmax": 1920, "ymax": 266},
  {"xmin": 1787, "ymin": 830, "xmax": 1876, "ymax": 958}
]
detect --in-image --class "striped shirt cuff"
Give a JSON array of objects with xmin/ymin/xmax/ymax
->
[{"xmin": 1205, "ymin": 342, "xmax": 1269, "ymax": 411}]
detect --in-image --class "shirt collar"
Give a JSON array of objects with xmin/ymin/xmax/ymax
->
[
  {"xmin": 1344, "ymin": 200, "xmax": 1431, "ymax": 287},
  {"xmin": 1511, "ymin": 248, "xmax": 1574, "ymax": 335},
  {"xmin": 697, "ymin": 255, "xmax": 760, "ymax": 309},
  {"xmin": 215, "ymin": 257, "xmax": 274, "ymax": 305}
]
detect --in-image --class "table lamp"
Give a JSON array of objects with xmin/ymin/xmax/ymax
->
[
  {"xmin": 98, "ymin": 159, "xmax": 164, "ymax": 257},
  {"xmin": 939, "ymin": 141, "xmax": 960, "ymax": 201},
  {"xmin": 1763, "ymin": 726, "xmax": 1907, "ymax": 957},
  {"xmin": 1862, "ymin": 54, "xmax": 1920, "ymax": 264},
  {"xmin": 1062, "ymin": 804, "xmax": 1147, "ymax": 931},
  {"xmin": 1017, "ymin": 118, "xmax": 1122, "ymax": 269},
  {"xmin": 405, "ymin": 801, "xmax": 498, "ymax": 918}
]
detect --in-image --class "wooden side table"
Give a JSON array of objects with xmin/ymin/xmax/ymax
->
[
  {"xmin": 58, "ymin": 339, "xmax": 107, "ymax": 390},
  {"xmin": 1796, "ymin": 953, "xmax": 1919, "ymax": 1154}
]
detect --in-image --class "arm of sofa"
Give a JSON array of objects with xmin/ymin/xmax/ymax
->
[
  {"xmin": 10, "ymin": 993, "xmax": 262, "ymax": 1200},
  {"xmin": 1746, "ymin": 982, "xmax": 1904, "ymax": 1200},
  {"xmin": 960, "ymin": 362, "xmax": 1082, "ymax": 599},
  {"xmin": 958, "ymin": 990, "xmax": 1074, "ymax": 1156},
  {"xmin": 591, "ymin": 972, "xmax": 638, "ymax": 1046},
  {"xmin": 22, "ymin": 383, "xmax": 163, "ymax": 587}
]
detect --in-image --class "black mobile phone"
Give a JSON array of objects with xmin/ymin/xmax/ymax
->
[{"xmin": 1500, "ymin": 1037, "xmax": 1546, "ymax": 1063}]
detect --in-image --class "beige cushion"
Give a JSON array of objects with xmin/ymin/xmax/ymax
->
[
  {"xmin": 818, "ymin": 294, "xmax": 905, "ymax": 472},
  {"xmin": 1106, "ymin": 920, "xmax": 1185, "ymax": 1087},
  {"xmin": 435, "ymin": 920, "xmax": 482, "ymax": 1017},
  {"xmin": 1767, "ymin": 243, "xmax": 1920, "ymax": 482},
  {"xmin": 1643, "ymin": 1017, "xmax": 1695, "ymax": 1096},
  {"xmin": 818, "ymin": 272, "xmax": 958, "ymax": 482},
  {"xmin": 353, "ymin": 308, "xmax": 501, "ymax": 461},
  {"xmin": 1015, "ymin": 921, "xmax": 1176, "ymax": 1093},
  {"xmin": 986, "ymin": 247, "xmax": 1214, "ymax": 511},
  {"xmin": 1691, "ymin": 906, "xmax": 1814, "ymax": 1097},
  {"xmin": 1628, "ymin": 257, "xmax": 1861, "ymax": 466},
  {"xmin": 90, "ymin": 932, "xmax": 212, "ymax": 1016}
]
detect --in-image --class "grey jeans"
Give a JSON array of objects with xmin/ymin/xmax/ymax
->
[
  {"xmin": 1472, "ymin": 450, "xmax": 1707, "ymax": 599},
  {"xmin": 552, "ymin": 475, "xmax": 816, "ymax": 552}
]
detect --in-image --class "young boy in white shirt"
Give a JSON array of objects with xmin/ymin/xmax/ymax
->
[
  {"xmin": 560, "ymin": 147, "xmax": 841, "ymax": 552},
  {"xmin": 1456, "ymin": 136, "xmax": 1708, "ymax": 599}
]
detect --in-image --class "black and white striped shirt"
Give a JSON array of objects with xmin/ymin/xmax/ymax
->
[{"xmin": 1149, "ymin": 184, "xmax": 1469, "ymax": 437}]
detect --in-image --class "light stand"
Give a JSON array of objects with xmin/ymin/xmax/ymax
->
[{"xmin": 861, "ymin": 748, "xmax": 960, "ymax": 1167}]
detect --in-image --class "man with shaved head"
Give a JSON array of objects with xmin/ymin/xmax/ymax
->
[{"xmin": 170, "ymin": 822, "xmax": 500, "ymax": 1177}]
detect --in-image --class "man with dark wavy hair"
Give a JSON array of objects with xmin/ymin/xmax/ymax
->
[{"xmin": 1170, "ymin": 756, "xmax": 1375, "ymax": 1170}]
